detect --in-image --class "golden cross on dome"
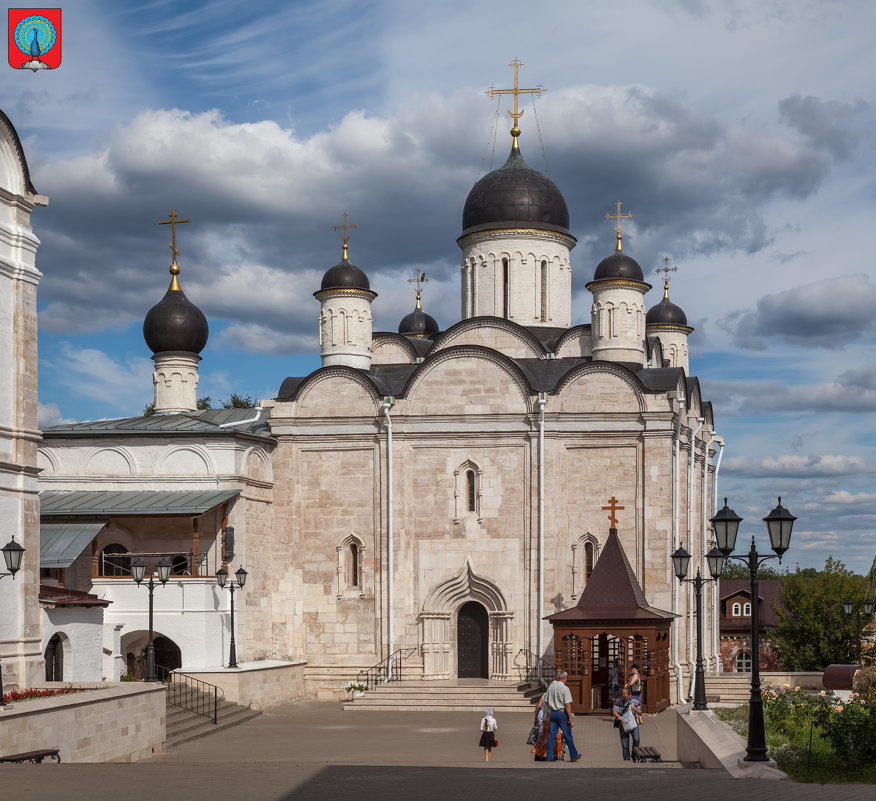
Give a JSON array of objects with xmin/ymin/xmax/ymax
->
[
  {"xmin": 158, "ymin": 209, "xmax": 190, "ymax": 290},
  {"xmin": 656, "ymin": 257, "xmax": 678, "ymax": 299},
  {"xmin": 486, "ymin": 58, "xmax": 546, "ymax": 147},
  {"xmin": 407, "ymin": 268, "xmax": 429, "ymax": 309},
  {"xmin": 602, "ymin": 496, "xmax": 625, "ymax": 528},
  {"xmin": 604, "ymin": 201, "xmax": 632, "ymax": 252},
  {"xmin": 333, "ymin": 212, "xmax": 358, "ymax": 259}
]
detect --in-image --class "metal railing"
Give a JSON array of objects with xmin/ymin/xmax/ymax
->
[
  {"xmin": 99, "ymin": 551, "xmax": 210, "ymax": 578},
  {"xmin": 157, "ymin": 666, "xmax": 222, "ymax": 724},
  {"xmin": 516, "ymin": 648, "xmax": 557, "ymax": 690},
  {"xmin": 357, "ymin": 648, "xmax": 416, "ymax": 689}
]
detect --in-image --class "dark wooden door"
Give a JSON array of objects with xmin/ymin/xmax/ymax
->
[{"xmin": 457, "ymin": 602, "xmax": 488, "ymax": 678}]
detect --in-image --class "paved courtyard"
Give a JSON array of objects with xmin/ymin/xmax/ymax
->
[{"xmin": 1, "ymin": 702, "xmax": 873, "ymax": 800}]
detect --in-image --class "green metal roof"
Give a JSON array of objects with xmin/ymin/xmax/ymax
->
[
  {"xmin": 41, "ymin": 407, "xmax": 272, "ymax": 438},
  {"xmin": 40, "ymin": 521, "xmax": 106, "ymax": 568},
  {"xmin": 40, "ymin": 489, "xmax": 241, "ymax": 517}
]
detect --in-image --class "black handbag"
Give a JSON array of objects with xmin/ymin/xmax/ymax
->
[{"xmin": 526, "ymin": 725, "xmax": 539, "ymax": 745}]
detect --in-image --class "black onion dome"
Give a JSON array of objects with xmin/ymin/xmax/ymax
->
[
  {"xmin": 398, "ymin": 306, "xmax": 439, "ymax": 338},
  {"xmin": 320, "ymin": 256, "xmax": 371, "ymax": 291},
  {"xmin": 461, "ymin": 145, "xmax": 570, "ymax": 236},
  {"xmin": 647, "ymin": 295, "xmax": 689, "ymax": 327},
  {"xmin": 593, "ymin": 250, "xmax": 645, "ymax": 282},
  {"xmin": 143, "ymin": 287, "xmax": 209, "ymax": 354}
]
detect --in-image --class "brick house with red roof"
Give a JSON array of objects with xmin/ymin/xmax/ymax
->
[{"xmin": 719, "ymin": 578, "xmax": 783, "ymax": 672}]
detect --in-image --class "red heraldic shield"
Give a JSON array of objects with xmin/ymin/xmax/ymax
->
[{"xmin": 8, "ymin": 8, "xmax": 62, "ymax": 70}]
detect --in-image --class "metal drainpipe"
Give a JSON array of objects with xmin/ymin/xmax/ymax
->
[
  {"xmin": 712, "ymin": 437, "xmax": 725, "ymax": 672},
  {"xmin": 672, "ymin": 395, "xmax": 686, "ymax": 704},
  {"xmin": 701, "ymin": 430, "xmax": 717, "ymax": 675},
  {"xmin": 687, "ymin": 417, "xmax": 704, "ymax": 700},
  {"xmin": 381, "ymin": 399, "xmax": 394, "ymax": 681},
  {"xmin": 537, "ymin": 394, "xmax": 546, "ymax": 682}
]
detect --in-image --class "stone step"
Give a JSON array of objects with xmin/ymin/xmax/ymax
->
[
  {"xmin": 165, "ymin": 701, "xmax": 262, "ymax": 748},
  {"xmin": 343, "ymin": 680, "xmax": 538, "ymax": 712}
]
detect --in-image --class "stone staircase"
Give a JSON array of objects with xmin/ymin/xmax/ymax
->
[
  {"xmin": 165, "ymin": 689, "xmax": 262, "ymax": 749},
  {"xmin": 703, "ymin": 672, "xmax": 753, "ymax": 705},
  {"xmin": 343, "ymin": 680, "xmax": 541, "ymax": 712}
]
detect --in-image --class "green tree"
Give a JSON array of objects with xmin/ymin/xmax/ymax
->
[
  {"xmin": 143, "ymin": 396, "xmax": 213, "ymax": 416},
  {"xmin": 770, "ymin": 557, "xmax": 870, "ymax": 671},
  {"xmin": 221, "ymin": 393, "xmax": 256, "ymax": 409},
  {"xmin": 720, "ymin": 561, "xmax": 785, "ymax": 580}
]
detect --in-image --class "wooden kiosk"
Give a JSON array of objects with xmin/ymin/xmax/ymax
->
[{"xmin": 546, "ymin": 525, "xmax": 675, "ymax": 714}]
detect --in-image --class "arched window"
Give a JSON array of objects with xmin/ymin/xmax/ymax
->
[
  {"xmin": 454, "ymin": 461, "xmax": 481, "ymax": 520},
  {"xmin": 100, "ymin": 543, "xmax": 131, "ymax": 577},
  {"xmin": 347, "ymin": 542, "xmax": 360, "ymax": 587},
  {"xmin": 584, "ymin": 541, "xmax": 595, "ymax": 583},
  {"xmin": 337, "ymin": 535, "xmax": 365, "ymax": 598},
  {"xmin": 735, "ymin": 651, "xmax": 752, "ymax": 673},
  {"xmin": 466, "ymin": 470, "xmax": 477, "ymax": 512},
  {"xmin": 502, "ymin": 258, "xmax": 509, "ymax": 318},
  {"xmin": 731, "ymin": 602, "xmax": 741, "ymax": 616},
  {"xmin": 743, "ymin": 602, "xmax": 752, "ymax": 616},
  {"xmin": 45, "ymin": 634, "xmax": 63, "ymax": 681},
  {"xmin": 540, "ymin": 260, "xmax": 548, "ymax": 321}
]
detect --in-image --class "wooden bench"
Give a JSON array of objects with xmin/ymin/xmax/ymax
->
[
  {"xmin": 0, "ymin": 749, "xmax": 61, "ymax": 764},
  {"xmin": 632, "ymin": 745, "xmax": 661, "ymax": 763}
]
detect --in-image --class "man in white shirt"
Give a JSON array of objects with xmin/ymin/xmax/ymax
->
[{"xmin": 544, "ymin": 670, "xmax": 582, "ymax": 763}]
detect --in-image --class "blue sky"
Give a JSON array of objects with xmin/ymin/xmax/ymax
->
[{"xmin": 4, "ymin": 0, "xmax": 876, "ymax": 573}]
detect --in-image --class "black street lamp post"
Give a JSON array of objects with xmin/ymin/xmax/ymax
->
[
  {"xmin": 0, "ymin": 536, "xmax": 25, "ymax": 707},
  {"xmin": 217, "ymin": 566, "xmax": 247, "ymax": 668},
  {"xmin": 670, "ymin": 544, "xmax": 726, "ymax": 710},
  {"xmin": 843, "ymin": 598, "xmax": 875, "ymax": 664},
  {"xmin": 710, "ymin": 497, "xmax": 796, "ymax": 763},
  {"xmin": 133, "ymin": 557, "xmax": 171, "ymax": 682}
]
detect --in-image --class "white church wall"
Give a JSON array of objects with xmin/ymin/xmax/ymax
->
[
  {"xmin": 460, "ymin": 230, "xmax": 574, "ymax": 327},
  {"xmin": 101, "ymin": 578, "xmax": 227, "ymax": 669},
  {"xmin": 431, "ymin": 320, "xmax": 545, "ymax": 359},
  {"xmin": 402, "ymin": 351, "xmax": 531, "ymax": 416},
  {"xmin": 42, "ymin": 606, "xmax": 105, "ymax": 681},
  {"xmin": 371, "ymin": 337, "xmax": 417, "ymax": 365}
]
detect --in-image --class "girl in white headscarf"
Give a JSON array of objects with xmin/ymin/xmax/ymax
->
[{"xmin": 478, "ymin": 707, "xmax": 498, "ymax": 761}]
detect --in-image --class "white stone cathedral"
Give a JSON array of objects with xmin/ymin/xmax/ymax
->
[{"xmin": 2, "ymin": 87, "xmax": 721, "ymax": 705}]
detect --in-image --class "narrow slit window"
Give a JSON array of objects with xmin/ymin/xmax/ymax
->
[
  {"xmin": 540, "ymin": 260, "xmax": 548, "ymax": 321},
  {"xmin": 502, "ymin": 258, "xmax": 509, "ymax": 319},
  {"xmin": 466, "ymin": 470, "xmax": 477, "ymax": 512},
  {"xmin": 348, "ymin": 543, "xmax": 359, "ymax": 587}
]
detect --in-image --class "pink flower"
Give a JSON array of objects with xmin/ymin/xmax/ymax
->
[
  {"xmin": 783, "ymin": 683, "xmax": 791, "ymax": 690},
  {"xmin": 819, "ymin": 690, "xmax": 826, "ymax": 697},
  {"xmin": 794, "ymin": 686, "xmax": 800, "ymax": 691},
  {"xmin": 835, "ymin": 705, "xmax": 844, "ymax": 713}
]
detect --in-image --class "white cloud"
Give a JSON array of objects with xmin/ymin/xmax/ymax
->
[
  {"xmin": 37, "ymin": 402, "xmax": 75, "ymax": 427},
  {"xmin": 723, "ymin": 454, "xmax": 876, "ymax": 478}
]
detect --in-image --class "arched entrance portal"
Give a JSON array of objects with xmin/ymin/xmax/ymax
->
[
  {"xmin": 457, "ymin": 601, "xmax": 488, "ymax": 678},
  {"xmin": 154, "ymin": 636, "xmax": 182, "ymax": 672},
  {"xmin": 45, "ymin": 634, "xmax": 64, "ymax": 681}
]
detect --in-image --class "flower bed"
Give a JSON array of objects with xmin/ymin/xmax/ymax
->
[
  {"xmin": 2, "ymin": 686, "xmax": 88, "ymax": 704},
  {"xmin": 717, "ymin": 682, "xmax": 876, "ymax": 783}
]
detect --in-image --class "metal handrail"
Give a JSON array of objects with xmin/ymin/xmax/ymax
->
[
  {"xmin": 157, "ymin": 666, "xmax": 223, "ymax": 724},
  {"xmin": 516, "ymin": 648, "xmax": 557, "ymax": 689},
  {"xmin": 357, "ymin": 648, "xmax": 416, "ymax": 689}
]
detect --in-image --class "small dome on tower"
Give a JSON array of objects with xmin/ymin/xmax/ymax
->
[
  {"xmin": 143, "ymin": 267, "xmax": 208, "ymax": 355},
  {"xmin": 398, "ymin": 307, "xmax": 439, "ymax": 338},
  {"xmin": 647, "ymin": 295, "xmax": 688, "ymax": 327},
  {"xmin": 398, "ymin": 269, "xmax": 438, "ymax": 337},
  {"xmin": 593, "ymin": 250, "xmax": 645, "ymax": 283},
  {"xmin": 461, "ymin": 146, "xmax": 570, "ymax": 237},
  {"xmin": 320, "ymin": 253, "xmax": 371, "ymax": 292}
]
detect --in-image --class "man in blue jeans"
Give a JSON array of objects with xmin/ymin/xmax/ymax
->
[
  {"xmin": 544, "ymin": 670, "xmax": 581, "ymax": 763},
  {"xmin": 612, "ymin": 687, "xmax": 642, "ymax": 760}
]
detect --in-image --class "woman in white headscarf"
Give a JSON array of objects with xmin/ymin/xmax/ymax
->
[{"xmin": 478, "ymin": 707, "xmax": 498, "ymax": 761}]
